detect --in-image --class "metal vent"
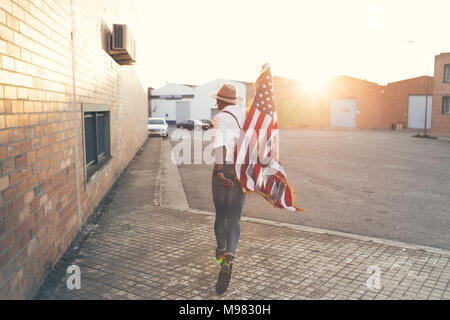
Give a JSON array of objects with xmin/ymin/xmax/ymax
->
[
  {"xmin": 109, "ymin": 24, "xmax": 136, "ymax": 65},
  {"xmin": 113, "ymin": 24, "xmax": 124, "ymax": 49}
]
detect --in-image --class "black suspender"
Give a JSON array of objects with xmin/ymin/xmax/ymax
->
[{"xmin": 221, "ymin": 110, "xmax": 242, "ymax": 130}]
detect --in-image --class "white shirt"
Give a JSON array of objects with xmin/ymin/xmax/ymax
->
[{"xmin": 212, "ymin": 105, "xmax": 246, "ymax": 162}]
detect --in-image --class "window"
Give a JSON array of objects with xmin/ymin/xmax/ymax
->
[
  {"xmin": 83, "ymin": 104, "xmax": 111, "ymax": 181},
  {"xmin": 443, "ymin": 97, "xmax": 450, "ymax": 114},
  {"xmin": 445, "ymin": 64, "xmax": 450, "ymax": 82}
]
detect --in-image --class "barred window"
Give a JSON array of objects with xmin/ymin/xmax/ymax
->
[
  {"xmin": 83, "ymin": 107, "xmax": 111, "ymax": 181},
  {"xmin": 445, "ymin": 65, "xmax": 450, "ymax": 82},
  {"xmin": 443, "ymin": 97, "xmax": 450, "ymax": 114}
]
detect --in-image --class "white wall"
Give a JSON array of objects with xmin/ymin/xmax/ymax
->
[
  {"xmin": 150, "ymin": 79, "xmax": 246, "ymax": 123},
  {"xmin": 151, "ymin": 84, "xmax": 194, "ymax": 123},
  {"xmin": 193, "ymin": 79, "xmax": 246, "ymax": 120}
]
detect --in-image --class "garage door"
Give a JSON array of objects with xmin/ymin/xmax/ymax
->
[
  {"xmin": 330, "ymin": 99, "xmax": 356, "ymax": 128},
  {"xmin": 408, "ymin": 95, "xmax": 432, "ymax": 129},
  {"xmin": 176, "ymin": 101, "xmax": 190, "ymax": 124}
]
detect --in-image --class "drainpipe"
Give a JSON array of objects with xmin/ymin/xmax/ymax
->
[{"xmin": 70, "ymin": 0, "xmax": 83, "ymax": 229}]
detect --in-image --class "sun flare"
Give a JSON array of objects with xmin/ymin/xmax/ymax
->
[{"xmin": 299, "ymin": 76, "xmax": 330, "ymax": 94}]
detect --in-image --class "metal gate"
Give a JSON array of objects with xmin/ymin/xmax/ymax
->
[
  {"xmin": 176, "ymin": 101, "xmax": 190, "ymax": 124},
  {"xmin": 330, "ymin": 98, "xmax": 357, "ymax": 128},
  {"xmin": 408, "ymin": 95, "xmax": 432, "ymax": 129}
]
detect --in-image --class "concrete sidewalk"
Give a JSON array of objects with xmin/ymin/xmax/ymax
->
[{"xmin": 34, "ymin": 138, "xmax": 450, "ymax": 300}]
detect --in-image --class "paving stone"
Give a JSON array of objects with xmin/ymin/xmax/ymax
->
[{"xmin": 33, "ymin": 142, "xmax": 450, "ymax": 301}]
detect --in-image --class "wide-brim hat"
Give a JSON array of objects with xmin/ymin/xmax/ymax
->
[{"xmin": 209, "ymin": 83, "xmax": 244, "ymax": 105}]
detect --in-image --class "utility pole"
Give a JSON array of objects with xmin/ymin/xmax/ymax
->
[
  {"xmin": 424, "ymin": 67, "xmax": 429, "ymax": 136},
  {"xmin": 407, "ymin": 40, "xmax": 429, "ymax": 136}
]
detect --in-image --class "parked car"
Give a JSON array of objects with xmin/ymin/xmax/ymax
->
[
  {"xmin": 200, "ymin": 119, "xmax": 212, "ymax": 129},
  {"xmin": 148, "ymin": 118, "xmax": 169, "ymax": 138},
  {"xmin": 176, "ymin": 119, "xmax": 207, "ymax": 130}
]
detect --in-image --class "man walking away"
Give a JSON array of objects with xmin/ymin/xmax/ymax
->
[{"xmin": 209, "ymin": 84, "xmax": 246, "ymax": 295}]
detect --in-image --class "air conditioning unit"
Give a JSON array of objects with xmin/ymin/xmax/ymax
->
[{"xmin": 109, "ymin": 24, "xmax": 136, "ymax": 65}]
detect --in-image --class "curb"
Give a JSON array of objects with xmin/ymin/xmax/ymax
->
[
  {"xmin": 159, "ymin": 138, "xmax": 450, "ymax": 258},
  {"xmin": 164, "ymin": 205, "xmax": 450, "ymax": 257}
]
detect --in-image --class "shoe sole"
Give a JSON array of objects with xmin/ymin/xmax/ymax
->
[{"xmin": 215, "ymin": 263, "xmax": 232, "ymax": 295}]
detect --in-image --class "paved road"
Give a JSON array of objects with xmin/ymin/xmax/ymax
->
[
  {"xmin": 34, "ymin": 135, "xmax": 450, "ymax": 301},
  {"xmin": 170, "ymin": 128, "xmax": 450, "ymax": 251}
]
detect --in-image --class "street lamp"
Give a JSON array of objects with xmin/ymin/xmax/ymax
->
[{"xmin": 424, "ymin": 66, "xmax": 429, "ymax": 136}]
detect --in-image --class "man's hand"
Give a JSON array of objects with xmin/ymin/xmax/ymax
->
[{"xmin": 217, "ymin": 172, "xmax": 234, "ymax": 188}]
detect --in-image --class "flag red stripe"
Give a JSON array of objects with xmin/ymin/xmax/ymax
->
[
  {"xmin": 284, "ymin": 186, "xmax": 292, "ymax": 207},
  {"xmin": 240, "ymin": 150, "xmax": 249, "ymax": 190},
  {"xmin": 243, "ymin": 106, "xmax": 256, "ymax": 131},
  {"xmin": 253, "ymin": 164, "xmax": 261, "ymax": 190}
]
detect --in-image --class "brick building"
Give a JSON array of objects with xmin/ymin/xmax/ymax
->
[
  {"xmin": 273, "ymin": 74, "xmax": 434, "ymax": 130},
  {"xmin": 325, "ymin": 76, "xmax": 384, "ymax": 129},
  {"xmin": 431, "ymin": 53, "xmax": 450, "ymax": 137},
  {"xmin": 382, "ymin": 76, "xmax": 433, "ymax": 130},
  {"xmin": 273, "ymin": 75, "xmax": 385, "ymax": 128},
  {"xmin": 0, "ymin": 0, "xmax": 147, "ymax": 299},
  {"xmin": 272, "ymin": 76, "xmax": 306, "ymax": 128}
]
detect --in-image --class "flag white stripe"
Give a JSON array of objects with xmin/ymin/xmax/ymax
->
[
  {"xmin": 259, "ymin": 119, "xmax": 277, "ymax": 161},
  {"xmin": 245, "ymin": 112, "xmax": 269, "ymax": 189},
  {"xmin": 264, "ymin": 130, "xmax": 278, "ymax": 159},
  {"xmin": 269, "ymin": 159, "xmax": 287, "ymax": 178},
  {"xmin": 236, "ymin": 109, "xmax": 260, "ymax": 168},
  {"xmin": 255, "ymin": 169, "xmax": 263, "ymax": 191},
  {"xmin": 236, "ymin": 109, "xmax": 260, "ymax": 186}
]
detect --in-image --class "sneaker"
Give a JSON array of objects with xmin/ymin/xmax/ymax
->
[
  {"xmin": 216, "ymin": 248, "xmax": 225, "ymax": 265},
  {"xmin": 215, "ymin": 260, "xmax": 233, "ymax": 295}
]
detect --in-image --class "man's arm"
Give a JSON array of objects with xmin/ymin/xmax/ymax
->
[{"xmin": 214, "ymin": 146, "xmax": 234, "ymax": 188}]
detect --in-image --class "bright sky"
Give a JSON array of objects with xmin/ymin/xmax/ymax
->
[{"xmin": 131, "ymin": 0, "xmax": 450, "ymax": 91}]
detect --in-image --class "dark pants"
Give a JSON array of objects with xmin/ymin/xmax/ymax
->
[{"xmin": 212, "ymin": 164, "xmax": 246, "ymax": 257}]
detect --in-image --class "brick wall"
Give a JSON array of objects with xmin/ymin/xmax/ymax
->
[
  {"xmin": 273, "ymin": 75, "xmax": 434, "ymax": 129},
  {"xmin": 326, "ymin": 76, "xmax": 384, "ymax": 129},
  {"xmin": 382, "ymin": 76, "xmax": 433, "ymax": 129},
  {"xmin": 273, "ymin": 76, "xmax": 309, "ymax": 128},
  {"xmin": 0, "ymin": 0, "xmax": 147, "ymax": 299},
  {"xmin": 274, "ymin": 76, "xmax": 385, "ymax": 128},
  {"xmin": 431, "ymin": 53, "xmax": 450, "ymax": 137}
]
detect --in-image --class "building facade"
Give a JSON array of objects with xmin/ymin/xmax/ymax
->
[
  {"xmin": 273, "ymin": 75, "xmax": 434, "ymax": 130},
  {"xmin": 382, "ymin": 76, "xmax": 433, "ymax": 130},
  {"xmin": 0, "ymin": 0, "xmax": 148, "ymax": 299},
  {"xmin": 272, "ymin": 76, "xmax": 305, "ymax": 128},
  {"xmin": 150, "ymin": 79, "xmax": 247, "ymax": 124},
  {"xmin": 150, "ymin": 83, "xmax": 195, "ymax": 124},
  {"xmin": 431, "ymin": 53, "xmax": 450, "ymax": 137}
]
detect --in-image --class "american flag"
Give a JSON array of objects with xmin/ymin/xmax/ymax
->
[{"xmin": 234, "ymin": 63, "xmax": 304, "ymax": 212}]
